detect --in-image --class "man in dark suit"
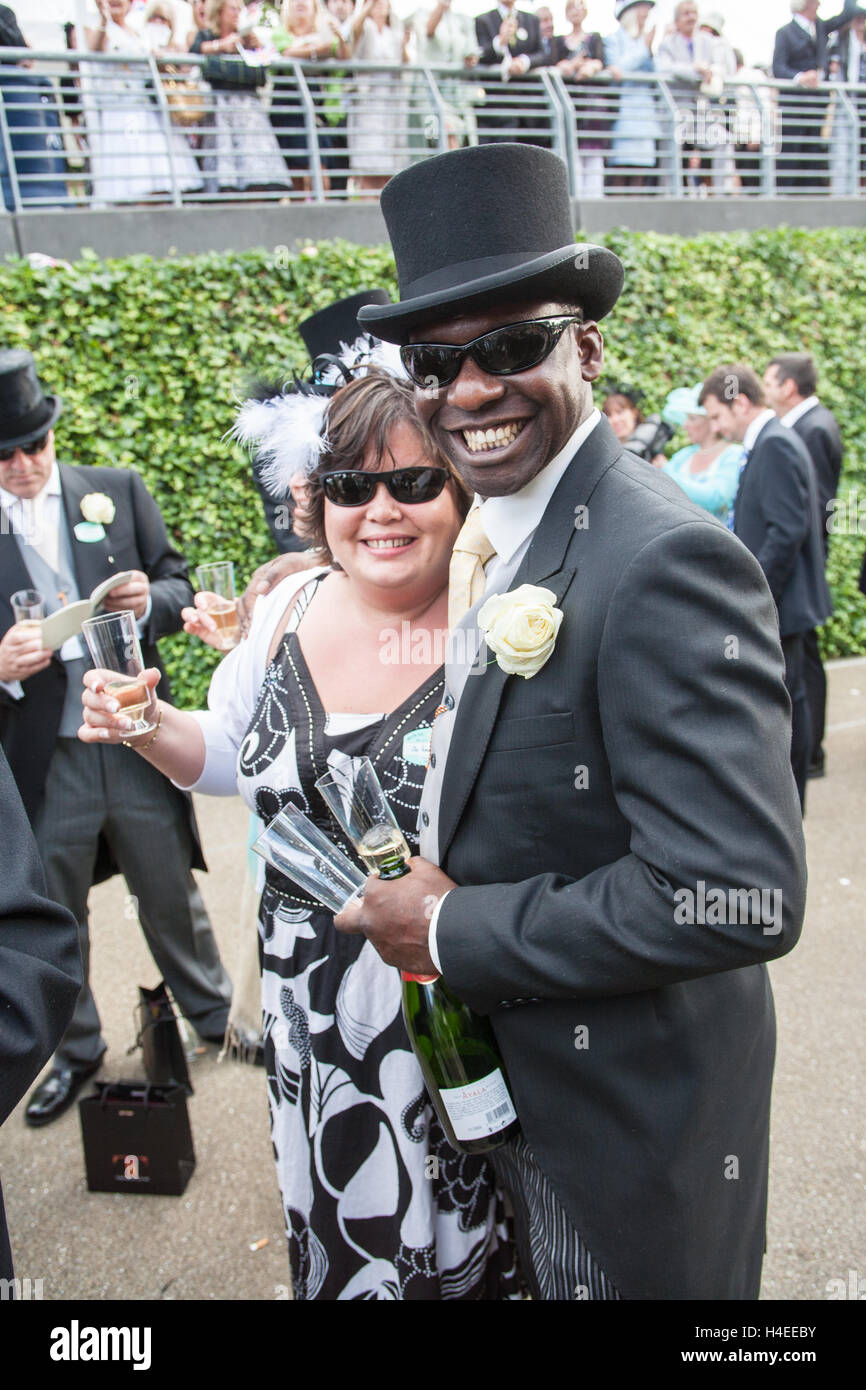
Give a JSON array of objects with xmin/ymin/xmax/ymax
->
[
  {"xmin": 772, "ymin": 1, "xmax": 857, "ymax": 190},
  {"xmin": 764, "ymin": 352, "xmax": 842, "ymax": 778},
  {"xmin": 0, "ymin": 350, "xmax": 231, "ymax": 1126},
  {"xmin": 701, "ymin": 363, "xmax": 832, "ymax": 808},
  {"xmin": 335, "ymin": 144, "xmax": 806, "ymax": 1300},
  {"xmin": 0, "ymin": 745, "xmax": 81, "ymax": 1279},
  {"xmin": 475, "ymin": 0, "xmax": 545, "ymax": 144}
]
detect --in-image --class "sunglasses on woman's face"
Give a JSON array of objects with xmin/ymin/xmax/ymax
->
[
  {"xmin": 321, "ymin": 466, "xmax": 449, "ymax": 508},
  {"xmin": 399, "ymin": 316, "xmax": 582, "ymax": 389},
  {"xmin": 0, "ymin": 431, "xmax": 51, "ymax": 463}
]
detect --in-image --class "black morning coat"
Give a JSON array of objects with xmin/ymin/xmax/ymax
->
[
  {"xmin": 475, "ymin": 8, "xmax": 545, "ymax": 68},
  {"xmin": 0, "ymin": 747, "xmax": 81, "ymax": 1278},
  {"xmin": 733, "ymin": 417, "xmax": 832, "ymax": 639},
  {"xmin": 791, "ymin": 403, "xmax": 843, "ymax": 560},
  {"xmin": 0, "ymin": 463, "xmax": 205, "ymax": 880},
  {"xmin": 772, "ymin": 7, "xmax": 855, "ymax": 79},
  {"xmin": 434, "ymin": 415, "xmax": 807, "ymax": 1300}
]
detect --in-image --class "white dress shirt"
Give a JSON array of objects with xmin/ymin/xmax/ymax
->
[
  {"xmin": 742, "ymin": 408, "xmax": 777, "ymax": 455},
  {"xmin": 427, "ymin": 409, "xmax": 602, "ymax": 971},
  {"xmin": 781, "ymin": 394, "xmax": 819, "ymax": 429}
]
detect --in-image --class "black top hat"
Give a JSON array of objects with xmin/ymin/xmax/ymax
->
[
  {"xmin": 357, "ymin": 145, "xmax": 623, "ymax": 345},
  {"xmin": 298, "ymin": 289, "xmax": 392, "ymax": 361},
  {"xmin": 0, "ymin": 349, "xmax": 62, "ymax": 451}
]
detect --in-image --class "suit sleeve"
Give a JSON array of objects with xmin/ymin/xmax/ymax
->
[
  {"xmin": 752, "ymin": 437, "xmax": 812, "ymax": 607},
  {"xmin": 436, "ymin": 522, "xmax": 805, "ymax": 1011},
  {"xmin": 0, "ymin": 749, "xmax": 81, "ymax": 1126},
  {"xmin": 772, "ymin": 28, "xmax": 799, "ymax": 80},
  {"xmin": 128, "ymin": 469, "xmax": 195, "ymax": 644},
  {"xmin": 799, "ymin": 419, "xmax": 842, "ymax": 518},
  {"xmin": 475, "ymin": 13, "xmax": 499, "ymax": 65}
]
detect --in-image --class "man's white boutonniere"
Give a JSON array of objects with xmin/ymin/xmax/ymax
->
[
  {"xmin": 80, "ymin": 492, "xmax": 116, "ymax": 525},
  {"xmin": 478, "ymin": 583, "xmax": 563, "ymax": 679},
  {"xmin": 516, "ymin": 26, "xmax": 528, "ymax": 40}
]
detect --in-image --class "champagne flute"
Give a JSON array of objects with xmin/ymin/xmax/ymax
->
[
  {"xmin": 315, "ymin": 756, "xmax": 411, "ymax": 880},
  {"xmin": 195, "ymin": 561, "xmax": 241, "ymax": 652},
  {"xmin": 253, "ymin": 805, "xmax": 366, "ymax": 914},
  {"xmin": 11, "ymin": 588, "xmax": 44, "ymax": 634},
  {"xmin": 81, "ymin": 609, "xmax": 159, "ymax": 735}
]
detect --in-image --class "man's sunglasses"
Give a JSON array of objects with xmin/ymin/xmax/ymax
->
[
  {"xmin": 0, "ymin": 430, "xmax": 51, "ymax": 463},
  {"xmin": 321, "ymin": 466, "xmax": 449, "ymax": 508},
  {"xmin": 399, "ymin": 316, "xmax": 582, "ymax": 388}
]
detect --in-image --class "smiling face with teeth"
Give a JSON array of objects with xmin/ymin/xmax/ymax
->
[
  {"xmin": 412, "ymin": 300, "xmax": 604, "ymax": 499},
  {"xmin": 323, "ymin": 418, "xmax": 465, "ymax": 607}
]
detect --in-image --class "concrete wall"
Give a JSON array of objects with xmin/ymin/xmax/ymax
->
[{"xmin": 3, "ymin": 198, "xmax": 865, "ymax": 262}]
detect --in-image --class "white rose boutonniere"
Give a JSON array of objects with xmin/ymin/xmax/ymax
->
[
  {"xmin": 478, "ymin": 583, "xmax": 563, "ymax": 679},
  {"xmin": 80, "ymin": 492, "xmax": 116, "ymax": 525},
  {"xmin": 517, "ymin": 26, "xmax": 528, "ymax": 40}
]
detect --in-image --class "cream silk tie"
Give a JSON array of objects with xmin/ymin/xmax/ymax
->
[{"xmin": 448, "ymin": 505, "xmax": 496, "ymax": 631}]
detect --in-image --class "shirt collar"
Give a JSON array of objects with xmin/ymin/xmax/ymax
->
[
  {"xmin": 793, "ymin": 13, "xmax": 816, "ymax": 39},
  {"xmin": 743, "ymin": 408, "xmax": 776, "ymax": 454},
  {"xmin": 781, "ymin": 395, "xmax": 819, "ymax": 428},
  {"xmin": 477, "ymin": 410, "xmax": 601, "ymax": 565},
  {"xmin": 0, "ymin": 460, "xmax": 61, "ymax": 511}
]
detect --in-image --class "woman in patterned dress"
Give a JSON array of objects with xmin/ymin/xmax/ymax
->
[{"xmin": 79, "ymin": 370, "xmax": 519, "ymax": 1300}]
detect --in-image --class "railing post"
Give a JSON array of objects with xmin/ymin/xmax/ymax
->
[
  {"xmin": 0, "ymin": 67, "xmax": 22, "ymax": 214},
  {"xmin": 539, "ymin": 67, "xmax": 574, "ymax": 193},
  {"xmin": 420, "ymin": 65, "xmax": 449, "ymax": 156},
  {"xmin": 148, "ymin": 53, "xmax": 182, "ymax": 208},
  {"xmin": 654, "ymin": 76, "xmax": 681, "ymax": 197},
  {"xmin": 292, "ymin": 61, "xmax": 324, "ymax": 202}
]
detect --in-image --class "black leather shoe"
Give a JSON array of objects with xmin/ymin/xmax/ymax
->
[{"xmin": 25, "ymin": 1060, "xmax": 103, "ymax": 1127}]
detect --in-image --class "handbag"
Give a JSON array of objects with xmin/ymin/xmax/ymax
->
[
  {"xmin": 79, "ymin": 1082, "xmax": 196, "ymax": 1196},
  {"xmin": 134, "ymin": 981, "xmax": 193, "ymax": 1095},
  {"xmin": 201, "ymin": 55, "xmax": 267, "ymax": 90},
  {"xmin": 162, "ymin": 73, "xmax": 208, "ymax": 127}
]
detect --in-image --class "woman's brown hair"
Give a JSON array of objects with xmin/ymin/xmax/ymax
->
[{"xmin": 303, "ymin": 369, "xmax": 471, "ymax": 567}]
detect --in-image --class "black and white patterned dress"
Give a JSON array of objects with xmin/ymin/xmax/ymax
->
[{"xmin": 235, "ymin": 574, "xmax": 518, "ymax": 1300}]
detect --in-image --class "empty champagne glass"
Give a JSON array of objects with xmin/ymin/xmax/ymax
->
[
  {"xmin": 316, "ymin": 756, "xmax": 411, "ymax": 880},
  {"xmin": 253, "ymin": 805, "xmax": 367, "ymax": 914}
]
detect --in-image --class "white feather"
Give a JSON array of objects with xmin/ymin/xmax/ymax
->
[{"xmin": 229, "ymin": 392, "xmax": 330, "ymax": 494}]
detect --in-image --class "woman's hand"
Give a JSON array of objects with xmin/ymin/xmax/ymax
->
[
  {"xmin": 181, "ymin": 591, "xmax": 238, "ymax": 648},
  {"xmin": 79, "ymin": 667, "xmax": 161, "ymax": 744}
]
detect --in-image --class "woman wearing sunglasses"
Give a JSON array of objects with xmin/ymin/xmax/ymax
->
[{"xmin": 77, "ymin": 369, "xmax": 519, "ymax": 1301}]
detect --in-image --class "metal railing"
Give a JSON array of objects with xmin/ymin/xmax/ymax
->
[{"xmin": 1, "ymin": 48, "xmax": 865, "ymax": 210}]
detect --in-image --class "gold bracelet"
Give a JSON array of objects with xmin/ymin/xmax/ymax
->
[{"xmin": 122, "ymin": 706, "xmax": 162, "ymax": 752}]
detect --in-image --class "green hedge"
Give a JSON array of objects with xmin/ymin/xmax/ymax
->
[{"xmin": 1, "ymin": 228, "xmax": 863, "ymax": 708}]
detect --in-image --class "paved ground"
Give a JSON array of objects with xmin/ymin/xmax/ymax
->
[{"xmin": 1, "ymin": 660, "xmax": 864, "ymax": 1302}]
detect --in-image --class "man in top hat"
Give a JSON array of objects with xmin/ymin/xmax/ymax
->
[
  {"xmin": 334, "ymin": 142, "xmax": 806, "ymax": 1300},
  {"xmin": 0, "ymin": 350, "xmax": 231, "ymax": 1126}
]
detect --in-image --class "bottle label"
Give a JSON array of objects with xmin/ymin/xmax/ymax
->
[
  {"xmin": 400, "ymin": 971, "xmax": 440, "ymax": 984},
  {"xmin": 437, "ymin": 1069, "xmax": 517, "ymax": 1142}
]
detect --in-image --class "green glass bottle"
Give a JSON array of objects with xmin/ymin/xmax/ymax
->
[{"xmin": 400, "ymin": 971, "xmax": 520, "ymax": 1156}]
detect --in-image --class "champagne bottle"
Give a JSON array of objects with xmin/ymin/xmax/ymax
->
[{"xmin": 401, "ymin": 971, "xmax": 520, "ymax": 1155}]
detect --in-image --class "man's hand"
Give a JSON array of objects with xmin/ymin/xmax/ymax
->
[
  {"xmin": 796, "ymin": 69, "xmax": 819, "ymax": 88},
  {"xmin": 0, "ymin": 624, "xmax": 53, "ymax": 684},
  {"xmin": 237, "ymin": 551, "xmax": 318, "ymax": 634},
  {"xmin": 498, "ymin": 15, "xmax": 518, "ymax": 47},
  {"xmin": 334, "ymin": 857, "xmax": 457, "ymax": 976},
  {"xmin": 102, "ymin": 570, "xmax": 150, "ymax": 621}
]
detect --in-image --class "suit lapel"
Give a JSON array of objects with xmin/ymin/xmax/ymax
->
[
  {"xmin": 59, "ymin": 465, "xmax": 117, "ymax": 600},
  {"xmin": 437, "ymin": 418, "xmax": 622, "ymax": 862}
]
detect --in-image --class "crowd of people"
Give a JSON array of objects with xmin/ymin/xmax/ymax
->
[
  {"xmin": 2, "ymin": 1, "xmax": 866, "ymax": 204},
  {"xmin": 1, "ymin": 130, "xmax": 852, "ymax": 1292}
]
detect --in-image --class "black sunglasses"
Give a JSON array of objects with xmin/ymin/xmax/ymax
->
[
  {"xmin": 400, "ymin": 316, "xmax": 582, "ymax": 388},
  {"xmin": 0, "ymin": 430, "xmax": 51, "ymax": 463},
  {"xmin": 321, "ymin": 466, "xmax": 449, "ymax": 508}
]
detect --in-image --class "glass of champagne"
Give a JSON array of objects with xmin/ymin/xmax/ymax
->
[
  {"xmin": 81, "ymin": 609, "xmax": 159, "ymax": 736},
  {"xmin": 315, "ymin": 756, "xmax": 411, "ymax": 880},
  {"xmin": 11, "ymin": 588, "xmax": 44, "ymax": 634},
  {"xmin": 195, "ymin": 561, "xmax": 241, "ymax": 652},
  {"xmin": 253, "ymin": 805, "xmax": 367, "ymax": 914}
]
